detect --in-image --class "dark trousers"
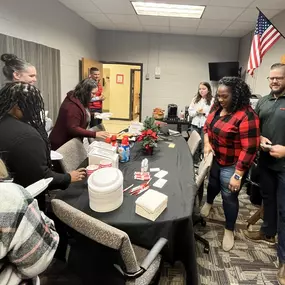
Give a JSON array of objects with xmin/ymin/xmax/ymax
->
[
  {"xmin": 207, "ymin": 158, "xmax": 246, "ymax": 231},
  {"xmin": 259, "ymin": 166, "xmax": 285, "ymax": 263},
  {"xmin": 90, "ymin": 108, "xmax": 102, "ymax": 128}
]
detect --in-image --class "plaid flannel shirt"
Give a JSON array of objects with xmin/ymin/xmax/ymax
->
[
  {"xmin": 0, "ymin": 183, "xmax": 59, "ymax": 285},
  {"xmin": 204, "ymin": 105, "xmax": 260, "ymax": 171}
]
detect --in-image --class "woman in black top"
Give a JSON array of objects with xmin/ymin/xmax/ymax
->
[{"xmin": 0, "ymin": 82, "xmax": 86, "ymax": 210}]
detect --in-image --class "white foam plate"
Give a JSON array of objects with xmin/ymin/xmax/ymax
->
[
  {"xmin": 26, "ymin": 177, "xmax": 53, "ymax": 198},
  {"xmin": 50, "ymin": 150, "xmax": 63, "ymax": 160}
]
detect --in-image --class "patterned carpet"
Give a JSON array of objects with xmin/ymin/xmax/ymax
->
[
  {"xmin": 159, "ymin": 188, "xmax": 279, "ymax": 285},
  {"xmin": 41, "ymin": 188, "xmax": 279, "ymax": 285}
]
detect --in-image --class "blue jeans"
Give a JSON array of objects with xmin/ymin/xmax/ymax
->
[
  {"xmin": 207, "ymin": 158, "xmax": 240, "ymax": 231},
  {"xmin": 259, "ymin": 166, "xmax": 285, "ymax": 263}
]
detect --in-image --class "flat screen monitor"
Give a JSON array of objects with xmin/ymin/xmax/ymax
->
[{"xmin": 208, "ymin": 62, "xmax": 239, "ymax": 81}]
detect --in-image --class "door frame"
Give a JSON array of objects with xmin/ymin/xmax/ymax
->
[
  {"xmin": 100, "ymin": 61, "xmax": 143, "ymax": 122},
  {"xmin": 130, "ymin": 69, "xmax": 141, "ymax": 120}
]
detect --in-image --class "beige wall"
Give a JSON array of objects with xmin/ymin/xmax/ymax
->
[
  {"xmin": 103, "ymin": 64, "xmax": 141, "ymax": 119},
  {"xmin": 98, "ymin": 30, "xmax": 239, "ymax": 119},
  {"xmin": 238, "ymin": 10, "xmax": 285, "ymax": 96}
]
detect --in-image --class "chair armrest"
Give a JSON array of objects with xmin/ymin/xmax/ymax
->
[
  {"xmin": 114, "ymin": 238, "xmax": 168, "ymax": 279},
  {"xmin": 140, "ymin": 238, "xmax": 168, "ymax": 270}
]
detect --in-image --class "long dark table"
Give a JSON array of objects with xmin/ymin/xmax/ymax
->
[{"xmin": 55, "ymin": 136, "xmax": 198, "ymax": 285}]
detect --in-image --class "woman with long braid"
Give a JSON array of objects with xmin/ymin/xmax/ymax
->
[{"xmin": 0, "ymin": 82, "xmax": 86, "ymax": 210}]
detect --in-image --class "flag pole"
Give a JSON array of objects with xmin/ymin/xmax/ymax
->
[{"xmin": 256, "ymin": 7, "xmax": 285, "ymax": 39}]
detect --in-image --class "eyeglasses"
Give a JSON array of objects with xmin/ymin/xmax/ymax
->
[{"xmin": 267, "ymin": 76, "xmax": 285, "ymax": 82}]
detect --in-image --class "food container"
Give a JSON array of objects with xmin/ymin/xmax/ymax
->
[{"xmin": 88, "ymin": 167, "xmax": 123, "ymax": 213}]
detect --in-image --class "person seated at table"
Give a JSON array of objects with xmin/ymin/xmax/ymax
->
[
  {"xmin": 0, "ymin": 159, "xmax": 59, "ymax": 284},
  {"xmin": 188, "ymin": 82, "xmax": 214, "ymax": 163},
  {"xmin": 200, "ymin": 77, "xmax": 260, "ymax": 251},
  {"xmin": 0, "ymin": 82, "xmax": 86, "ymax": 210},
  {"xmin": 49, "ymin": 78, "xmax": 109, "ymax": 150}
]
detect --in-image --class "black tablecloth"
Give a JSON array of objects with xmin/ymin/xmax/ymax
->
[{"xmin": 55, "ymin": 136, "xmax": 198, "ymax": 285}]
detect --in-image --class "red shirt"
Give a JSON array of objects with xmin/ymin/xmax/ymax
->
[
  {"xmin": 204, "ymin": 105, "xmax": 260, "ymax": 171},
  {"xmin": 89, "ymin": 81, "xmax": 103, "ymax": 110}
]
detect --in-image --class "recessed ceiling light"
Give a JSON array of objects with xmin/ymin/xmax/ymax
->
[{"xmin": 131, "ymin": 1, "xmax": 205, "ymax": 18}]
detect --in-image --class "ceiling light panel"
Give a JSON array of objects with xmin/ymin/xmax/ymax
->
[{"xmin": 131, "ymin": 2, "xmax": 205, "ymax": 18}]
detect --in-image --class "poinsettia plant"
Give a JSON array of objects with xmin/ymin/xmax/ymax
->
[{"xmin": 137, "ymin": 117, "xmax": 159, "ymax": 149}]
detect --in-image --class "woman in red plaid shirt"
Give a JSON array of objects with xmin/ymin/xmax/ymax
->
[{"xmin": 200, "ymin": 77, "xmax": 260, "ymax": 251}]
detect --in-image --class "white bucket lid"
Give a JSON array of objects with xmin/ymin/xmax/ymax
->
[{"xmin": 88, "ymin": 167, "xmax": 123, "ymax": 194}]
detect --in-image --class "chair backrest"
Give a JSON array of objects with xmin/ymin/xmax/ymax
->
[
  {"xmin": 51, "ymin": 199, "xmax": 140, "ymax": 274},
  {"xmin": 56, "ymin": 138, "xmax": 87, "ymax": 172},
  {"xmin": 187, "ymin": 130, "xmax": 201, "ymax": 156},
  {"xmin": 195, "ymin": 152, "xmax": 213, "ymax": 189}
]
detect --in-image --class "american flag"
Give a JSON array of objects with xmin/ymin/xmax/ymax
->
[{"xmin": 247, "ymin": 11, "xmax": 281, "ymax": 76}]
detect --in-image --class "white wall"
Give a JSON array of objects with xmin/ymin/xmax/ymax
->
[
  {"xmin": 0, "ymin": 0, "xmax": 99, "ymax": 100},
  {"xmin": 239, "ymin": 10, "xmax": 285, "ymax": 96},
  {"xmin": 98, "ymin": 30, "xmax": 239, "ymax": 118}
]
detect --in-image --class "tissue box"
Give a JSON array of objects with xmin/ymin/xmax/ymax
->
[
  {"xmin": 135, "ymin": 189, "xmax": 168, "ymax": 221},
  {"xmin": 88, "ymin": 141, "xmax": 117, "ymax": 153},
  {"xmin": 88, "ymin": 148, "xmax": 119, "ymax": 168}
]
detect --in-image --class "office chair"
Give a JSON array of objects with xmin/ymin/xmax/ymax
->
[{"xmin": 193, "ymin": 153, "xmax": 213, "ymax": 254}]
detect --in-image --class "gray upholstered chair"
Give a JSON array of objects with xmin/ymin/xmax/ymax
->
[
  {"xmin": 193, "ymin": 152, "xmax": 213, "ymax": 254},
  {"xmin": 51, "ymin": 199, "xmax": 167, "ymax": 285},
  {"xmin": 195, "ymin": 152, "xmax": 213, "ymax": 190},
  {"xmin": 56, "ymin": 138, "xmax": 87, "ymax": 173},
  {"xmin": 187, "ymin": 130, "xmax": 201, "ymax": 156}
]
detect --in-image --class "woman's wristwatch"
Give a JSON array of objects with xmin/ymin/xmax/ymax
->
[{"xmin": 233, "ymin": 173, "xmax": 242, "ymax": 180}]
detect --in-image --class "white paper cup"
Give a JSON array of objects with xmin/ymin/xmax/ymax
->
[
  {"xmin": 99, "ymin": 159, "xmax": 112, "ymax": 168},
  {"xmin": 86, "ymin": 165, "xmax": 99, "ymax": 177}
]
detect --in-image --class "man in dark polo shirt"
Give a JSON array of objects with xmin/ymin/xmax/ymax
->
[{"xmin": 245, "ymin": 63, "xmax": 285, "ymax": 284}]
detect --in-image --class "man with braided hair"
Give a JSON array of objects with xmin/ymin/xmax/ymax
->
[{"xmin": 0, "ymin": 82, "xmax": 86, "ymax": 211}]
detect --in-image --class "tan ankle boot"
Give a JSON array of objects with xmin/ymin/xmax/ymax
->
[{"xmin": 278, "ymin": 263, "xmax": 285, "ymax": 285}]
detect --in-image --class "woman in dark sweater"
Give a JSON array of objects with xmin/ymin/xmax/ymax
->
[
  {"xmin": 0, "ymin": 83, "xmax": 86, "ymax": 210},
  {"xmin": 50, "ymin": 78, "xmax": 109, "ymax": 150}
]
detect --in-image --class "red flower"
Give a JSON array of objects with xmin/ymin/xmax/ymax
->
[
  {"xmin": 151, "ymin": 132, "xmax": 157, "ymax": 139},
  {"xmin": 137, "ymin": 135, "xmax": 143, "ymax": 142},
  {"xmin": 146, "ymin": 129, "xmax": 153, "ymax": 136}
]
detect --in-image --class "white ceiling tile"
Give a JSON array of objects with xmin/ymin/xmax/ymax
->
[
  {"xmin": 143, "ymin": 25, "xmax": 170, "ymax": 33},
  {"xmin": 250, "ymin": 0, "xmax": 285, "ymax": 9},
  {"xmin": 196, "ymin": 27, "xmax": 224, "ymax": 36},
  {"xmin": 169, "ymin": 18, "xmax": 200, "ymax": 28},
  {"xmin": 170, "ymin": 26, "xmax": 197, "ymax": 34},
  {"xmin": 107, "ymin": 14, "xmax": 140, "ymax": 25},
  {"xmin": 227, "ymin": 21, "xmax": 255, "ymax": 31},
  {"xmin": 59, "ymin": 0, "xmax": 101, "ymax": 13},
  {"xmin": 221, "ymin": 29, "xmax": 250, "ymax": 37},
  {"xmin": 80, "ymin": 13, "xmax": 111, "ymax": 23},
  {"xmin": 202, "ymin": 6, "xmax": 244, "ymax": 20},
  {"xmin": 138, "ymin": 15, "xmax": 169, "ymax": 26},
  {"xmin": 237, "ymin": 8, "xmax": 281, "ymax": 22},
  {"xmin": 208, "ymin": 0, "xmax": 254, "ymax": 8},
  {"xmin": 199, "ymin": 19, "xmax": 232, "ymax": 29},
  {"xmin": 91, "ymin": 0, "xmax": 135, "ymax": 14}
]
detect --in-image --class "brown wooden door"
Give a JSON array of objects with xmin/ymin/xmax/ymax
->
[
  {"xmin": 131, "ymin": 69, "xmax": 141, "ymax": 120},
  {"xmin": 82, "ymin": 58, "xmax": 103, "ymax": 80}
]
